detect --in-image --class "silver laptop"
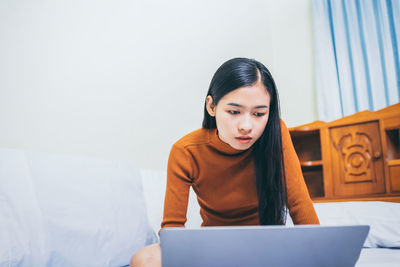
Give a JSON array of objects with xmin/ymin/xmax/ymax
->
[{"xmin": 160, "ymin": 225, "xmax": 369, "ymax": 267}]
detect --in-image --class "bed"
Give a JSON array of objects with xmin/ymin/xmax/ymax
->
[{"xmin": 1, "ymin": 149, "xmax": 399, "ymax": 266}]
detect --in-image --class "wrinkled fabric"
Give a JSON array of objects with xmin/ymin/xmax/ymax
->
[{"xmin": 0, "ymin": 148, "xmax": 157, "ymax": 267}]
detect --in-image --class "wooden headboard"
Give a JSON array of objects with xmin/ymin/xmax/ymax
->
[{"xmin": 289, "ymin": 103, "xmax": 400, "ymax": 203}]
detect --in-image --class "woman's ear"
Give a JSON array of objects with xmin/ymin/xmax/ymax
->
[{"xmin": 206, "ymin": 95, "xmax": 216, "ymax": 117}]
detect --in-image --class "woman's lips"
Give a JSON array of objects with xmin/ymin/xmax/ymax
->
[{"xmin": 236, "ymin": 136, "xmax": 252, "ymax": 144}]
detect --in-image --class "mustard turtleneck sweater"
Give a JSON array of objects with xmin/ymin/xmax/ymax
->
[{"xmin": 161, "ymin": 120, "xmax": 319, "ymax": 228}]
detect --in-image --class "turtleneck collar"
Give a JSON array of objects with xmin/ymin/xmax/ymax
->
[{"xmin": 207, "ymin": 128, "xmax": 253, "ymax": 156}]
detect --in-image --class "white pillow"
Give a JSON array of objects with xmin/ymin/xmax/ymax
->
[
  {"xmin": 140, "ymin": 169, "xmax": 167, "ymax": 236},
  {"xmin": 140, "ymin": 169, "xmax": 202, "ymax": 236},
  {"xmin": 313, "ymin": 201, "xmax": 400, "ymax": 248},
  {"xmin": 0, "ymin": 148, "xmax": 157, "ymax": 267}
]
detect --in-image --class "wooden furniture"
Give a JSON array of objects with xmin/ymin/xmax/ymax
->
[{"xmin": 289, "ymin": 103, "xmax": 400, "ymax": 203}]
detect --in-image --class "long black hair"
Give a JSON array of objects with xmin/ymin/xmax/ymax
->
[{"xmin": 202, "ymin": 58, "xmax": 287, "ymax": 225}]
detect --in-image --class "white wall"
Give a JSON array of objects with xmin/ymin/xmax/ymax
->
[
  {"xmin": 0, "ymin": 0, "xmax": 317, "ymax": 170},
  {"xmin": 267, "ymin": 0, "xmax": 317, "ymax": 127}
]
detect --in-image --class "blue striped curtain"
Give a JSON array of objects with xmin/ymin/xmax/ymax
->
[{"xmin": 312, "ymin": 0, "xmax": 400, "ymax": 122}]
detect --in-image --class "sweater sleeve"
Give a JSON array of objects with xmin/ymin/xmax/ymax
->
[
  {"xmin": 281, "ymin": 120, "xmax": 320, "ymax": 225},
  {"xmin": 161, "ymin": 143, "xmax": 193, "ymax": 229}
]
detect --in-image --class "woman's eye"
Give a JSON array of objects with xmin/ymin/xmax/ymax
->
[
  {"xmin": 228, "ymin": 110, "xmax": 239, "ymax": 115},
  {"xmin": 254, "ymin": 113, "xmax": 265, "ymax": 117}
]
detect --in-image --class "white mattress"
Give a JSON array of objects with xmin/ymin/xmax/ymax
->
[{"xmin": 356, "ymin": 248, "xmax": 400, "ymax": 267}]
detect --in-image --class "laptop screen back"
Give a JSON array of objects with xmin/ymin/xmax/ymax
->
[{"xmin": 160, "ymin": 225, "xmax": 369, "ymax": 267}]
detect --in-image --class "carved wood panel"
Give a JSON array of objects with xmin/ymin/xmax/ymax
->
[{"xmin": 329, "ymin": 121, "xmax": 385, "ymax": 197}]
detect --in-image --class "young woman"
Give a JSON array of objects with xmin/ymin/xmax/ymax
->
[{"xmin": 130, "ymin": 58, "xmax": 319, "ymax": 267}]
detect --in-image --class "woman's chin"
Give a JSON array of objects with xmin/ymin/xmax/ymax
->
[{"xmin": 229, "ymin": 140, "xmax": 253, "ymax": 150}]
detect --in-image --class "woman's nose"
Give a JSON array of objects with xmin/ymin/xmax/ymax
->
[{"xmin": 238, "ymin": 115, "xmax": 252, "ymax": 133}]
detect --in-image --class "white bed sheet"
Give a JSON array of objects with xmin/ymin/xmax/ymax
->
[{"xmin": 356, "ymin": 248, "xmax": 400, "ymax": 267}]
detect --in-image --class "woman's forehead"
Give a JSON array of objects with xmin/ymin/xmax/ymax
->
[{"xmin": 219, "ymin": 83, "xmax": 270, "ymax": 107}]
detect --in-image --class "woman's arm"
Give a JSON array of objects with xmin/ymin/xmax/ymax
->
[
  {"xmin": 281, "ymin": 120, "xmax": 320, "ymax": 225},
  {"xmin": 161, "ymin": 143, "xmax": 193, "ymax": 228}
]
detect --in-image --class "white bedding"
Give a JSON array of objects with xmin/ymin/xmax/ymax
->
[
  {"xmin": 0, "ymin": 149, "xmax": 157, "ymax": 267},
  {"xmin": 356, "ymin": 248, "xmax": 400, "ymax": 267}
]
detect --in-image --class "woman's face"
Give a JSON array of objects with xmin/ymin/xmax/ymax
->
[{"xmin": 206, "ymin": 81, "xmax": 271, "ymax": 150}]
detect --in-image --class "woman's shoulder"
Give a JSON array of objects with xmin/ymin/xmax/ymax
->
[
  {"xmin": 279, "ymin": 118, "xmax": 288, "ymax": 130},
  {"xmin": 174, "ymin": 128, "xmax": 212, "ymax": 148}
]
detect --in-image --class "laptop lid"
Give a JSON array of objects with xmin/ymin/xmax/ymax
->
[{"xmin": 160, "ymin": 225, "xmax": 369, "ymax": 267}]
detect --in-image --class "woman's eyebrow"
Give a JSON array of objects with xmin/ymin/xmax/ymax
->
[
  {"xmin": 254, "ymin": 105, "xmax": 268, "ymax": 109},
  {"xmin": 227, "ymin": 103, "xmax": 242, "ymax": 107},
  {"xmin": 227, "ymin": 103, "xmax": 268, "ymax": 109}
]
